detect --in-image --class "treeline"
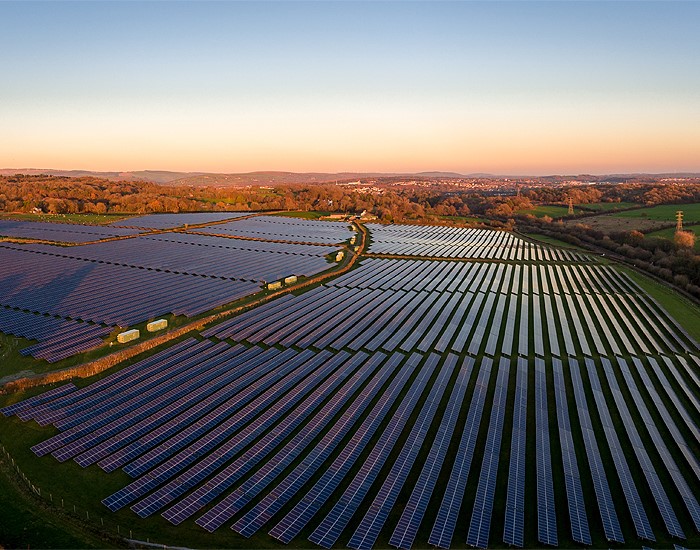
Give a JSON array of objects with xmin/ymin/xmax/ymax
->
[
  {"xmin": 523, "ymin": 182, "xmax": 700, "ymax": 206},
  {"xmin": 0, "ymin": 174, "xmax": 521, "ymax": 224},
  {"xmin": 520, "ymin": 217, "xmax": 700, "ymax": 299}
]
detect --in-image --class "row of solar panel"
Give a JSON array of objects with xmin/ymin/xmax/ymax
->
[
  {"xmin": 0, "ymin": 307, "xmax": 111, "ymax": 363},
  {"xmin": 197, "ymin": 215, "xmax": 354, "ymax": 244},
  {"xmin": 6, "ymin": 238, "xmax": 335, "ymax": 283},
  {"xmin": 0, "ymin": 219, "xmax": 141, "ymax": 243},
  {"xmin": 365, "ymin": 224, "xmax": 588, "ymax": 261},
  {"xmin": 4, "ymin": 341, "xmax": 700, "ymax": 548},
  {"xmin": 0, "ymin": 246, "xmax": 260, "ymax": 326},
  {"xmin": 0, "ymin": 214, "xmax": 352, "ymax": 245},
  {"xmin": 148, "ymin": 231, "xmax": 338, "ymax": 256},
  {"xmin": 204, "ymin": 258, "xmax": 696, "ymax": 360},
  {"xmin": 110, "ymin": 212, "xmax": 249, "ymax": 229}
]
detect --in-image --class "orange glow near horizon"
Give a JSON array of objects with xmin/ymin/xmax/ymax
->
[{"xmin": 3, "ymin": 96, "xmax": 698, "ymax": 176}]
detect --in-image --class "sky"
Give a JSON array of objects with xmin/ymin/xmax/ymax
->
[{"xmin": 1, "ymin": 1, "xmax": 699, "ymax": 175}]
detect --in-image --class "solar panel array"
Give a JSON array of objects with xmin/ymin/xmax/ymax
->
[
  {"xmin": 503, "ymin": 357, "xmax": 528, "ymax": 547},
  {"xmin": 110, "ymin": 212, "xmax": 249, "ymax": 229},
  {"xmin": 0, "ymin": 245, "xmax": 259, "ymax": 326},
  {"xmin": 5, "ymin": 236, "xmax": 335, "ymax": 282},
  {"xmin": 198, "ymin": 215, "xmax": 354, "ymax": 244},
  {"xmin": 3, "ymin": 221, "xmax": 700, "ymax": 550},
  {"xmin": 365, "ymin": 223, "xmax": 589, "ymax": 261},
  {"xmin": 0, "ymin": 306, "xmax": 111, "ymax": 363},
  {"xmin": 0, "ymin": 214, "xmax": 350, "ymax": 362},
  {"xmin": 0, "ymin": 219, "xmax": 141, "ymax": 242}
]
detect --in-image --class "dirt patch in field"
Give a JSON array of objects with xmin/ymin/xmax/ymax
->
[{"xmin": 565, "ymin": 215, "xmax": 669, "ymax": 233}]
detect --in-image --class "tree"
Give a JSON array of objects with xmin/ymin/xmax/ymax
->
[{"xmin": 675, "ymin": 230, "xmax": 696, "ymax": 249}]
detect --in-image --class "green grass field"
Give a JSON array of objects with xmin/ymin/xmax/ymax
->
[
  {"xmin": 518, "ymin": 205, "xmax": 576, "ymax": 218},
  {"xmin": 273, "ymin": 211, "xmax": 332, "ymax": 220},
  {"xmin": 619, "ymin": 266, "xmax": 700, "ymax": 343},
  {"xmin": 612, "ymin": 202, "xmax": 700, "ymax": 222},
  {"xmin": 0, "ymin": 453, "xmax": 113, "ymax": 549},
  {"xmin": 645, "ymin": 224, "xmax": 700, "ymax": 249},
  {"xmin": 577, "ymin": 201, "xmax": 641, "ymax": 212},
  {"xmin": 437, "ymin": 215, "xmax": 483, "ymax": 224}
]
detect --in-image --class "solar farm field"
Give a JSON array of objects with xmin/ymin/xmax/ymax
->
[
  {"xmin": 1, "ymin": 221, "xmax": 700, "ymax": 550},
  {"xmin": 0, "ymin": 214, "xmax": 351, "ymax": 366},
  {"xmin": 110, "ymin": 212, "xmax": 251, "ymax": 230},
  {"xmin": 198, "ymin": 215, "xmax": 356, "ymax": 244},
  {"xmin": 0, "ymin": 219, "xmax": 143, "ymax": 243}
]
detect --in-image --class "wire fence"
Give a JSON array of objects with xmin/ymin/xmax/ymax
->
[{"xmin": 0, "ymin": 441, "xmax": 178, "ymax": 549}]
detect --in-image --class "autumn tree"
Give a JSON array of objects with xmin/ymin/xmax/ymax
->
[{"xmin": 675, "ymin": 230, "xmax": 696, "ymax": 249}]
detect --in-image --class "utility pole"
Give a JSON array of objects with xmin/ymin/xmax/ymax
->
[
  {"xmin": 568, "ymin": 197, "xmax": 574, "ymax": 215},
  {"xmin": 676, "ymin": 210, "xmax": 684, "ymax": 232}
]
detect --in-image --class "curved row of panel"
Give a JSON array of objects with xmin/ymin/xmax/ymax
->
[
  {"xmin": 0, "ymin": 219, "xmax": 142, "ymax": 242},
  {"xmin": 365, "ymin": 224, "xmax": 589, "ymax": 261},
  {"xmin": 5, "ymin": 252, "xmax": 700, "ymax": 548},
  {"xmin": 205, "ymin": 258, "xmax": 696, "ymax": 358},
  {"xmin": 0, "ymin": 245, "xmax": 259, "ymax": 326},
  {"xmin": 5, "ymin": 340, "xmax": 699, "ymax": 548},
  {"xmin": 110, "ymin": 212, "xmax": 250, "ymax": 230},
  {"xmin": 0, "ymin": 306, "xmax": 111, "ymax": 363},
  {"xmin": 198, "ymin": 215, "xmax": 355, "ymax": 244},
  {"xmin": 2, "ymin": 237, "xmax": 335, "ymax": 283}
]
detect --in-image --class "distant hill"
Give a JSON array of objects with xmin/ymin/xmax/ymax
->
[
  {"xmin": 165, "ymin": 171, "xmax": 400, "ymax": 187},
  {"xmin": 0, "ymin": 169, "xmax": 204, "ymax": 184},
  {"xmin": 0, "ymin": 169, "xmax": 408, "ymax": 187},
  {"xmin": 2, "ymin": 168, "xmax": 699, "ymax": 187}
]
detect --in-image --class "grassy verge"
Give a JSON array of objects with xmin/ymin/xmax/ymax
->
[
  {"xmin": 0, "ymin": 447, "xmax": 118, "ymax": 549},
  {"xmin": 272, "ymin": 211, "xmax": 331, "ymax": 220},
  {"xmin": 577, "ymin": 201, "xmax": 641, "ymax": 212},
  {"xmin": 517, "ymin": 205, "xmax": 573, "ymax": 218},
  {"xmin": 618, "ymin": 265, "xmax": 700, "ymax": 343},
  {"xmin": 520, "ymin": 232, "xmax": 586, "ymax": 251},
  {"xmin": 0, "ymin": 213, "xmax": 135, "ymax": 225}
]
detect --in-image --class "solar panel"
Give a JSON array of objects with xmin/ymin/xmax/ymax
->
[
  {"xmin": 503, "ymin": 357, "xmax": 528, "ymax": 547},
  {"xmin": 585, "ymin": 358, "xmax": 655, "ymax": 541},
  {"xmin": 568, "ymin": 359, "xmax": 624, "ymax": 543},
  {"xmin": 308, "ymin": 353, "xmax": 438, "ymax": 549},
  {"xmin": 346, "ymin": 353, "xmax": 454, "ymax": 550},
  {"xmin": 552, "ymin": 358, "xmax": 591, "ymax": 545},
  {"xmin": 195, "ymin": 352, "xmax": 387, "ymax": 533},
  {"xmin": 231, "ymin": 353, "xmax": 405, "ymax": 538},
  {"xmin": 268, "ymin": 353, "xmax": 423, "ymax": 544},
  {"xmin": 390, "ymin": 355, "xmax": 472, "ymax": 550},
  {"xmin": 535, "ymin": 358, "xmax": 557, "ymax": 546},
  {"xmin": 429, "ymin": 357, "xmax": 492, "ymax": 549},
  {"xmin": 466, "ymin": 357, "xmax": 510, "ymax": 548}
]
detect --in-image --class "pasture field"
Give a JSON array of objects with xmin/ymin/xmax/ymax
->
[
  {"xmin": 1, "ymin": 219, "xmax": 699, "ymax": 550},
  {"xmin": 577, "ymin": 202, "xmax": 641, "ymax": 212},
  {"xmin": 565, "ymin": 203, "xmax": 700, "ymax": 233},
  {"xmin": 613, "ymin": 202, "xmax": 700, "ymax": 222},
  {"xmin": 274, "ymin": 211, "xmax": 332, "ymax": 220},
  {"xmin": 646, "ymin": 224, "xmax": 700, "ymax": 250},
  {"xmin": 517, "ymin": 205, "xmax": 574, "ymax": 218}
]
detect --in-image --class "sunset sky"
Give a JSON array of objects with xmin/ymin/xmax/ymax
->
[{"xmin": 1, "ymin": 1, "xmax": 699, "ymax": 175}]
